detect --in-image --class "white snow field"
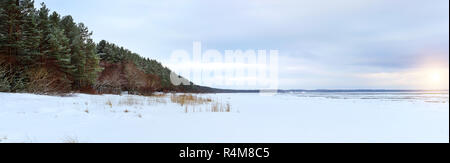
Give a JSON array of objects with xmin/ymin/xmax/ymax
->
[{"xmin": 0, "ymin": 91, "xmax": 448, "ymax": 143}]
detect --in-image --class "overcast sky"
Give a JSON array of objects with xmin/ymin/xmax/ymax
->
[{"xmin": 35, "ymin": 0, "xmax": 449, "ymax": 89}]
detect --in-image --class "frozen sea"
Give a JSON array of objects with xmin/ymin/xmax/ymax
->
[{"xmin": 0, "ymin": 90, "xmax": 448, "ymax": 143}]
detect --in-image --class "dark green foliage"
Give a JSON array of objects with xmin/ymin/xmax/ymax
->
[
  {"xmin": 0, "ymin": 1, "xmax": 211, "ymax": 94},
  {"xmin": 0, "ymin": 66, "xmax": 11, "ymax": 92},
  {"xmin": 0, "ymin": 0, "xmax": 40, "ymax": 92},
  {"xmin": 34, "ymin": 3, "xmax": 73, "ymax": 91},
  {"xmin": 0, "ymin": 1, "xmax": 100, "ymax": 93}
]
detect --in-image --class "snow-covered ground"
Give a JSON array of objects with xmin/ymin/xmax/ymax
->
[{"xmin": 0, "ymin": 91, "xmax": 448, "ymax": 143}]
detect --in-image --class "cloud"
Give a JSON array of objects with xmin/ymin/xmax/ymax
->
[{"xmin": 35, "ymin": 0, "xmax": 449, "ymax": 89}]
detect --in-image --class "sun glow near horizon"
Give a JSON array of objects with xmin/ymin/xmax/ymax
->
[
  {"xmin": 361, "ymin": 65, "xmax": 449, "ymax": 90},
  {"xmin": 417, "ymin": 58, "xmax": 450, "ymax": 90},
  {"xmin": 423, "ymin": 67, "xmax": 449, "ymax": 90}
]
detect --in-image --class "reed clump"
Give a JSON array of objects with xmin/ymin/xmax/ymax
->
[
  {"xmin": 170, "ymin": 94, "xmax": 212, "ymax": 106},
  {"xmin": 119, "ymin": 96, "xmax": 143, "ymax": 106}
]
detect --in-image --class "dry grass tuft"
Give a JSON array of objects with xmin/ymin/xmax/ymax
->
[
  {"xmin": 170, "ymin": 94, "xmax": 213, "ymax": 106},
  {"xmin": 119, "ymin": 96, "xmax": 143, "ymax": 106},
  {"xmin": 147, "ymin": 94, "xmax": 167, "ymax": 105},
  {"xmin": 226, "ymin": 103, "xmax": 231, "ymax": 112},
  {"xmin": 171, "ymin": 94, "xmax": 232, "ymax": 113},
  {"xmin": 149, "ymin": 93, "xmax": 166, "ymax": 98},
  {"xmin": 111, "ymin": 94, "xmax": 232, "ymax": 114},
  {"xmin": 106, "ymin": 100, "xmax": 113, "ymax": 108},
  {"xmin": 210, "ymin": 102, "xmax": 231, "ymax": 113}
]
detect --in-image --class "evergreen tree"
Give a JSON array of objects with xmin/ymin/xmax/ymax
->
[
  {"xmin": 0, "ymin": 0, "xmax": 24, "ymax": 65},
  {"xmin": 18, "ymin": 0, "xmax": 41, "ymax": 66},
  {"xmin": 76, "ymin": 23, "xmax": 100, "ymax": 88},
  {"xmin": 83, "ymin": 37, "xmax": 101, "ymax": 87},
  {"xmin": 48, "ymin": 12, "xmax": 74, "ymax": 76},
  {"xmin": 0, "ymin": 0, "xmax": 10, "ymax": 58},
  {"xmin": 60, "ymin": 16, "xmax": 84, "ymax": 89},
  {"xmin": 1, "ymin": 1, "xmax": 200, "ymax": 94},
  {"xmin": 0, "ymin": 0, "xmax": 41, "ymax": 91},
  {"xmin": 37, "ymin": 4, "xmax": 73, "ymax": 83}
]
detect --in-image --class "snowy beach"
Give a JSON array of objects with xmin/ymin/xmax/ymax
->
[{"xmin": 0, "ymin": 91, "xmax": 448, "ymax": 143}]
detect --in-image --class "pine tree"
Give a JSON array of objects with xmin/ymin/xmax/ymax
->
[
  {"xmin": 14, "ymin": 3, "xmax": 74, "ymax": 92},
  {"xmin": 97, "ymin": 40, "xmax": 107, "ymax": 60},
  {"xmin": 20, "ymin": 0, "xmax": 41, "ymax": 66},
  {"xmin": 83, "ymin": 37, "xmax": 101, "ymax": 87},
  {"xmin": 0, "ymin": 0, "xmax": 23, "ymax": 66},
  {"xmin": 48, "ymin": 11, "xmax": 74, "ymax": 77},
  {"xmin": 60, "ymin": 15, "xmax": 85, "ymax": 89},
  {"xmin": 37, "ymin": 4, "xmax": 73, "ymax": 82},
  {"xmin": 0, "ymin": 1, "xmax": 8, "ymax": 58},
  {"xmin": 0, "ymin": 0, "xmax": 41, "ymax": 92},
  {"xmin": 36, "ymin": 2, "xmax": 50, "ymax": 66},
  {"xmin": 1, "ymin": 1, "xmax": 194, "ymax": 93}
]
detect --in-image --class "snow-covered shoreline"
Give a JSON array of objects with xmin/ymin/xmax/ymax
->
[{"xmin": 0, "ymin": 92, "xmax": 448, "ymax": 143}]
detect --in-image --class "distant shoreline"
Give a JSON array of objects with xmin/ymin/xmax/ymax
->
[{"xmin": 208, "ymin": 89, "xmax": 449, "ymax": 94}]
